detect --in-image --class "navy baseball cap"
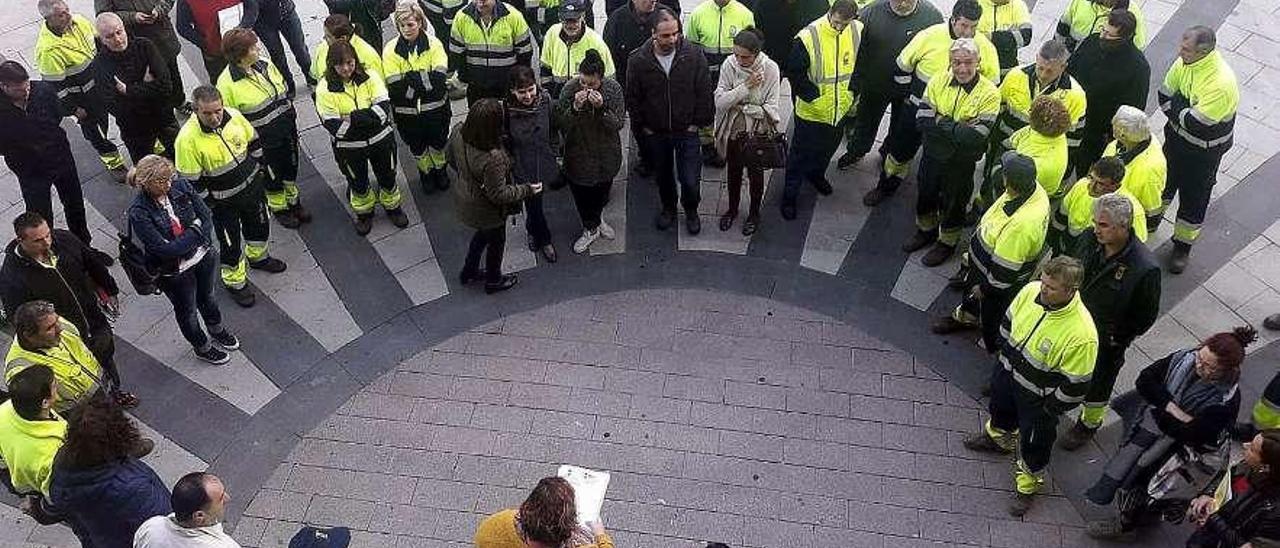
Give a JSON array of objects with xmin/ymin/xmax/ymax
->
[{"xmin": 561, "ymin": 0, "xmax": 588, "ymax": 20}]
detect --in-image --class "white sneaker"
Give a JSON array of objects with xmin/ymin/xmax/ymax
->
[
  {"xmin": 574, "ymin": 228, "xmax": 600, "ymax": 254},
  {"xmin": 598, "ymin": 219, "xmax": 616, "ymax": 240}
]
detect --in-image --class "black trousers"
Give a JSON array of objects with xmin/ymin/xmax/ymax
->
[
  {"xmin": 464, "ymin": 225, "xmax": 507, "ymax": 284},
  {"xmin": 569, "ymin": 180, "xmax": 612, "ymax": 230},
  {"xmin": 1072, "ymin": 123, "xmax": 1110, "ymax": 181},
  {"xmin": 989, "ymin": 365, "xmax": 1059, "ymax": 474},
  {"xmin": 876, "ymin": 97, "xmax": 923, "ymax": 188},
  {"xmin": 201, "ymin": 51, "xmax": 228, "ymax": 83},
  {"xmin": 120, "ymin": 118, "xmax": 179, "ymax": 163},
  {"xmin": 255, "ymin": 11, "xmax": 312, "ymax": 89},
  {"xmin": 18, "ymin": 168, "xmax": 92, "ymax": 246},
  {"xmin": 208, "ymin": 180, "xmax": 271, "ymax": 286},
  {"xmin": 393, "ymin": 112, "xmax": 450, "ymax": 163},
  {"xmin": 847, "ymin": 91, "xmax": 909, "ymax": 160},
  {"xmin": 523, "ymin": 192, "xmax": 551, "ymax": 247},
  {"xmin": 1084, "ymin": 342, "xmax": 1129, "ymax": 407},
  {"xmin": 725, "ymin": 135, "xmax": 764, "ymax": 216},
  {"xmin": 262, "ymin": 137, "xmax": 300, "ymax": 202},
  {"xmin": 1161, "ymin": 136, "xmax": 1226, "ymax": 246},
  {"xmin": 75, "ymin": 100, "xmax": 119, "ymax": 159},
  {"xmin": 916, "ymin": 151, "xmax": 979, "ymax": 245},
  {"xmin": 84, "ymin": 325, "xmax": 121, "ymax": 390},
  {"xmin": 163, "ymin": 55, "xmax": 185, "ymax": 108},
  {"xmin": 335, "ymin": 137, "xmax": 398, "ymax": 213},
  {"xmin": 783, "ymin": 118, "xmax": 842, "ymax": 202}
]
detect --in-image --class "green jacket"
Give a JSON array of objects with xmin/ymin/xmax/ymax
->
[{"xmin": 446, "ymin": 130, "xmax": 535, "ymax": 229}]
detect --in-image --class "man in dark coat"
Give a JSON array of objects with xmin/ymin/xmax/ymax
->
[
  {"xmin": 0, "ymin": 212, "xmax": 136, "ymax": 407},
  {"xmin": 242, "ymin": 0, "xmax": 315, "ymax": 92},
  {"xmin": 625, "ymin": 8, "xmax": 715, "ymax": 236},
  {"xmin": 751, "ymin": 0, "xmax": 834, "ymax": 84},
  {"xmin": 95, "ymin": 0, "xmax": 186, "ymax": 108},
  {"xmin": 603, "ymin": 0, "xmax": 658, "ymax": 175},
  {"xmin": 0, "ymin": 61, "xmax": 102, "ymax": 255},
  {"xmin": 94, "ymin": 12, "xmax": 180, "ymax": 163},
  {"xmin": 1058, "ymin": 193, "xmax": 1161, "ymax": 450},
  {"xmin": 1066, "ymin": 8, "xmax": 1149, "ymax": 178}
]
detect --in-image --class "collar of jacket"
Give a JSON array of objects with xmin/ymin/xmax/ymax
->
[
  {"xmin": 1117, "ymin": 137, "xmax": 1150, "ymax": 163},
  {"xmin": 1034, "ymin": 289, "xmax": 1083, "ymax": 316},
  {"xmin": 2, "ymin": 237, "xmax": 61, "ymax": 268},
  {"xmin": 643, "ymin": 37, "xmax": 691, "ymax": 64},
  {"xmin": 559, "ymin": 26, "xmax": 584, "ymax": 46},
  {"xmin": 1001, "ymin": 191, "xmax": 1030, "ymax": 215},
  {"xmin": 462, "ymin": 1, "xmax": 512, "ymax": 22},
  {"xmin": 395, "ymin": 32, "xmax": 430, "ymax": 58},
  {"xmin": 199, "ymin": 110, "xmax": 232, "ymax": 133},
  {"xmin": 947, "ymin": 74, "xmax": 980, "ymax": 92},
  {"xmin": 327, "ymin": 70, "xmax": 371, "ymax": 93},
  {"xmin": 228, "ymin": 59, "xmax": 269, "ymax": 82},
  {"xmin": 1023, "ymin": 64, "xmax": 1074, "ymax": 94}
]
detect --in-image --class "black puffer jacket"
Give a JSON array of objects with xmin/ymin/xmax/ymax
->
[
  {"xmin": 624, "ymin": 38, "xmax": 714, "ymax": 135},
  {"xmin": 0, "ymin": 82, "xmax": 73, "ymax": 179},
  {"xmin": 95, "ymin": 0, "xmax": 182, "ymax": 59},
  {"xmin": 0, "ymin": 230, "xmax": 118, "ymax": 338},
  {"xmin": 1188, "ymin": 466, "xmax": 1280, "ymax": 548},
  {"xmin": 601, "ymin": 4, "xmax": 654, "ymax": 87}
]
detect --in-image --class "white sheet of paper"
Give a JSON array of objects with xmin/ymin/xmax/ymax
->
[
  {"xmin": 557, "ymin": 465, "xmax": 610, "ymax": 525},
  {"xmin": 216, "ymin": 4, "xmax": 243, "ymax": 35}
]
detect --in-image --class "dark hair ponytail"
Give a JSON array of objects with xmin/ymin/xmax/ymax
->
[
  {"xmin": 1201, "ymin": 325, "xmax": 1259, "ymax": 380},
  {"xmin": 578, "ymin": 48, "xmax": 605, "ymax": 77}
]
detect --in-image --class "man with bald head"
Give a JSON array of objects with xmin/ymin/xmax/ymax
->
[{"xmin": 92, "ymin": 12, "xmax": 179, "ymax": 163}]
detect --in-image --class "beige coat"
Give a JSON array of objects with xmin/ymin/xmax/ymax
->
[{"xmin": 712, "ymin": 51, "xmax": 782, "ymax": 157}]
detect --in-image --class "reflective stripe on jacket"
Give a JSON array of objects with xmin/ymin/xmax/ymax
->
[
  {"xmin": 382, "ymin": 32, "xmax": 450, "ymax": 115},
  {"xmin": 996, "ymin": 64, "xmax": 1087, "ymax": 145},
  {"xmin": 311, "ymin": 35, "xmax": 385, "ymax": 83},
  {"xmin": 977, "ymin": 0, "xmax": 1032, "ymax": 72},
  {"xmin": 316, "ymin": 72, "xmax": 394, "ymax": 148},
  {"xmin": 1006, "ymin": 126, "xmax": 1069, "ymax": 198},
  {"xmin": 216, "ymin": 59, "xmax": 296, "ymax": 142},
  {"xmin": 1052, "ymin": 182, "xmax": 1146, "ymax": 250},
  {"xmin": 539, "ymin": 25, "xmax": 614, "ymax": 88},
  {"xmin": 999, "ymin": 281, "xmax": 1099, "ymax": 414},
  {"xmin": 1055, "ymin": 0, "xmax": 1145, "ymax": 50},
  {"xmin": 0, "ymin": 402, "xmax": 65, "ymax": 497},
  {"xmin": 794, "ymin": 18, "xmax": 861, "ymax": 126},
  {"xmin": 971, "ymin": 185, "xmax": 1050, "ymax": 291},
  {"xmin": 1103, "ymin": 136, "xmax": 1166, "ymax": 214},
  {"xmin": 449, "ymin": 2, "xmax": 533, "ymax": 88},
  {"xmin": 895, "ymin": 23, "xmax": 1000, "ymax": 103}
]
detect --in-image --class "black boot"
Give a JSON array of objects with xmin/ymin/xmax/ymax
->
[
  {"xmin": 1168, "ymin": 241, "xmax": 1191, "ymax": 274},
  {"xmin": 1058, "ymin": 420, "xmax": 1097, "ymax": 451}
]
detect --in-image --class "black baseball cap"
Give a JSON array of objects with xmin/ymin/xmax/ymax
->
[{"xmin": 561, "ymin": 0, "xmax": 588, "ymax": 20}]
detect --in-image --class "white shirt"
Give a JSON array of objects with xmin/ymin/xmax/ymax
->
[
  {"xmin": 133, "ymin": 515, "xmax": 242, "ymax": 548},
  {"xmin": 656, "ymin": 50, "xmax": 675, "ymax": 75}
]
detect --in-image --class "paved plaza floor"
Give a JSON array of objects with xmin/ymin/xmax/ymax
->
[{"xmin": 3, "ymin": 0, "xmax": 1280, "ymax": 546}]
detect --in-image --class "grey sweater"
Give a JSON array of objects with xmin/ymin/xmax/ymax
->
[{"xmin": 852, "ymin": 0, "xmax": 943, "ymax": 97}]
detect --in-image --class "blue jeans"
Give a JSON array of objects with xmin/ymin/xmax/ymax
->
[
  {"xmin": 157, "ymin": 251, "xmax": 224, "ymax": 350},
  {"xmin": 644, "ymin": 132, "xmax": 702, "ymax": 213},
  {"xmin": 256, "ymin": 11, "xmax": 312, "ymax": 88}
]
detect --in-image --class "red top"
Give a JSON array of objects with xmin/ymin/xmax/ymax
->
[{"xmin": 185, "ymin": 0, "xmax": 242, "ymax": 52}]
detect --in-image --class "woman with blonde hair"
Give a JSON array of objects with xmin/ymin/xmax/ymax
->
[
  {"xmin": 126, "ymin": 155, "xmax": 239, "ymax": 365},
  {"xmin": 474, "ymin": 476, "xmax": 614, "ymax": 548},
  {"xmin": 383, "ymin": 0, "xmax": 452, "ymax": 192}
]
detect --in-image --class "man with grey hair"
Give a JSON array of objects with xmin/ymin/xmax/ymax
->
[
  {"xmin": 904, "ymin": 37, "xmax": 1000, "ymax": 266},
  {"xmin": 33, "ymin": 0, "xmax": 127, "ymax": 180},
  {"xmin": 964, "ymin": 254, "xmax": 1098, "ymax": 516},
  {"xmin": 1058, "ymin": 192, "xmax": 1160, "ymax": 450},
  {"xmin": 93, "ymin": 11, "xmax": 180, "ymax": 162},
  {"xmin": 1102, "ymin": 105, "xmax": 1166, "ymax": 231},
  {"xmin": 96, "ymin": 0, "xmax": 187, "ymax": 109},
  {"xmin": 1158, "ymin": 25, "xmax": 1239, "ymax": 273}
]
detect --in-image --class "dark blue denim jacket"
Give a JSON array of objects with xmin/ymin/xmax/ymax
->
[{"xmin": 126, "ymin": 177, "xmax": 214, "ymax": 273}]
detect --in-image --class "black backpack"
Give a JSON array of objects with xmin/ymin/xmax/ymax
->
[
  {"xmin": 289, "ymin": 527, "xmax": 350, "ymax": 548},
  {"xmin": 117, "ymin": 223, "xmax": 160, "ymax": 296}
]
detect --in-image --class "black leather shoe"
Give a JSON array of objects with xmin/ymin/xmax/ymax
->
[
  {"xmin": 921, "ymin": 243, "xmax": 955, "ymax": 267},
  {"xmin": 354, "ymin": 214, "xmax": 373, "ymax": 236},
  {"xmin": 780, "ymin": 201, "xmax": 797, "ymax": 220},
  {"xmin": 742, "ymin": 214, "xmax": 759, "ymax": 236},
  {"xmin": 812, "ymin": 177, "xmax": 833, "ymax": 196},
  {"xmin": 655, "ymin": 210, "xmax": 676, "ymax": 230},
  {"xmin": 836, "ymin": 151, "xmax": 862, "ymax": 171},
  {"xmin": 291, "ymin": 202, "xmax": 312, "ymax": 223},
  {"xmin": 227, "ymin": 286, "xmax": 256, "ymax": 308},
  {"xmin": 459, "ymin": 269, "xmax": 486, "ymax": 285},
  {"xmin": 901, "ymin": 230, "xmax": 937, "ymax": 253},
  {"xmin": 930, "ymin": 316, "xmax": 973, "ymax": 335},
  {"xmin": 249, "ymin": 257, "xmax": 287, "ymax": 273},
  {"xmin": 1058, "ymin": 420, "xmax": 1097, "ymax": 451},
  {"xmin": 685, "ymin": 213, "xmax": 701, "ymax": 235},
  {"xmin": 485, "ymin": 274, "xmax": 518, "ymax": 294},
  {"xmin": 862, "ymin": 186, "xmax": 893, "ymax": 207},
  {"xmin": 273, "ymin": 208, "xmax": 301, "ymax": 229},
  {"xmin": 1265, "ymin": 313, "xmax": 1280, "ymax": 331},
  {"xmin": 1168, "ymin": 242, "xmax": 1191, "ymax": 274},
  {"xmin": 386, "ymin": 207, "xmax": 410, "ymax": 228}
]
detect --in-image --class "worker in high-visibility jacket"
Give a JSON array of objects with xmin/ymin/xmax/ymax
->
[
  {"xmin": 866, "ymin": 0, "xmax": 998, "ymax": 207},
  {"xmin": 1048, "ymin": 156, "xmax": 1146, "ymax": 255},
  {"xmin": 539, "ymin": 0, "xmax": 614, "ymax": 100},
  {"xmin": 778, "ymin": 0, "xmax": 862, "ymax": 220},
  {"xmin": 1002, "ymin": 96, "xmax": 1070, "ymax": 205},
  {"xmin": 1102, "ymin": 105, "xmax": 1165, "ymax": 232},
  {"xmin": 1055, "ymin": 0, "xmax": 1145, "ymax": 52},
  {"xmin": 33, "ymin": 1, "xmax": 126, "ymax": 178},
  {"xmin": 311, "ymin": 14, "xmax": 385, "ymax": 84},
  {"xmin": 450, "ymin": 0, "xmax": 534, "ymax": 103},
  {"xmin": 384, "ymin": 1, "xmax": 452, "ymax": 192},
  {"xmin": 0, "ymin": 363, "xmax": 66, "ymax": 502},
  {"xmin": 932, "ymin": 152, "xmax": 1048, "ymax": 356},
  {"xmin": 5, "ymin": 301, "xmax": 104, "ymax": 415},
  {"xmin": 687, "ymin": 0, "xmax": 755, "ymax": 168},
  {"xmin": 964, "ymin": 255, "xmax": 1098, "ymax": 517},
  {"xmin": 976, "ymin": 0, "xmax": 1031, "ymax": 76},
  {"xmin": 1158, "ymin": 26, "xmax": 1239, "ymax": 274},
  {"xmin": 216, "ymin": 29, "xmax": 311, "ymax": 230},
  {"xmin": 317, "ymin": 41, "xmax": 409, "ymax": 236},
  {"xmin": 904, "ymin": 38, "xmax": 1000, "ymax": 267},
  {"xmin": 978, "ymin": 40, "xmax": 1085, "ymax": 210},
  {"xmin": 1237, "ymin": 373, "xmax": 1280, "ymax": 442},
  {"xmin": 1058, "ymin": 193, "xmax": 1160, "ymax": 453},
  {"xmin": 175, "ymin": 86, "xmax": 288, "ymax": 307}
]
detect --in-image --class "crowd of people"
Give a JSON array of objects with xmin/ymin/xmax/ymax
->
[{"xmin": 1, "ymin": 0, "xmax": 1279, "ymax": 545}]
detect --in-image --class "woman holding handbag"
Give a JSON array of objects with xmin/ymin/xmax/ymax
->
[{"xmin": 713, "ymin": 28, "xmax": 780, "ymax": 236}]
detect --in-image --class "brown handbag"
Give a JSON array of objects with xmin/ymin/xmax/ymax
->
[{"xmin": 738, "ymin": 128, "xmax": 788, "ymax": 170}]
